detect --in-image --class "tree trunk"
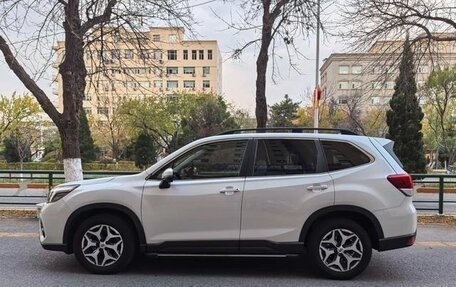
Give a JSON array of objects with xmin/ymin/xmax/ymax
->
[
  {"xmin": 58, "ymin": 0, "xmax": 86, "ymax": 181},
  {"xmin": 255, "ymin": 8, "xmax": 273, "ymax": 128}
]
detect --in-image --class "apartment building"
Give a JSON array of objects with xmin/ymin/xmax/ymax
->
[
  {"xmin": 320, "ymin": 37, "xmax": 456, "ymax": 108},
  {"xmin": 53, "ymin": 27, "xmax": 222, "ymax": 115}
]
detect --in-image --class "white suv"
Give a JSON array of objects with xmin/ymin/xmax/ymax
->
[{"xmin": 37, "ymin": 128, "xmax": 417, "ymax": 280}]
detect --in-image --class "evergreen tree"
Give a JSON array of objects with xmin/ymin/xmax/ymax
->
[
  {"xmin": 79, "ymin": 109, "xmax": 97, "ymax": 162},
  {"xmin": 268, "ymin": 94, "xmax": 301, "ymax": 127},
  {"xmin": 386, "ymin": 37, "xmax": 426, "ymax": 173},
  {"xmin": 134, "ymin": 131, "xmax": 156, "ymax": 169}
]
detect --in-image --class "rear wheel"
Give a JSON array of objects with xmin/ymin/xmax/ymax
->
[
  {"xmin": 307, "ymin": 218, "xmax": 372, "ymax": 280},
  {"xmin": 73, "ymin": 214, "xmax": 136, "ymax": 274}
]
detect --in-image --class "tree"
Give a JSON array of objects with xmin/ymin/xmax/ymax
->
[
  {"xmin": 422, "ymin": 67, "xmax": 456, "ymax": 167},
  {"xmin": 386, "ymin": 38, "xmax": 426, "ymax": 173},
  {"xmin": 0, "ymin": 0, "xmax": 192, "ymax": 181},
  {"xmin": 134, "ymin": 132, "xmax": 156, "ymax": 170},
  {"xmin": 79, "ymin": 109, "xmax": 98, "ymax": 162},
  {"xmin": 268, "ymin": 94, "xmax": 300, "ymax": 127},
  {"xmin": 342, "ymin": 0, "xmax": 456, "ymax": 52},
  {"xmin": 172, "ymin": 94, "xmax": 240, "ymax": 148},
  {"xmin": 0, "ymin": 93, "xmax": 40, "ymax": 140},
  {"xmin": 226, "ymin": 0, "xmax": 318, "ymax": 127}
]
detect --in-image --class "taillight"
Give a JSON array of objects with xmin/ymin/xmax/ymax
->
[{"xmin": 387, "ymin": 174, "xmax": 414, "ymax": 196}]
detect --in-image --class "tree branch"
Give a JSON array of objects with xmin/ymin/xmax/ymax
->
[
  {"xmin": 80, "ymin": 0, "xmax": 118, "ymax": 33},
  {"xmin": 0, "ymin": 35, "xmax": 61, "ymax": 124}
]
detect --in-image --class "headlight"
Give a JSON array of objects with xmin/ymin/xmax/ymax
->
[{"xmin": 48, "ymin": 184, "xmax": 79, "ymax": 203}]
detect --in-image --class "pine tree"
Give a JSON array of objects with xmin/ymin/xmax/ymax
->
[
  {"xmin": 79, "ymin": 109, "xmax": 98, "ymax": 162},
  {"xmin": 268, "ymin": 94, "xmax": 301, "ymax": 127},
  {"xmin": 386, "ymin": 37, "xmax": 426, "ymax": 173},
  {"xmin": 134, "ymin": 131, "xmax": 156, "ymax": 169}
]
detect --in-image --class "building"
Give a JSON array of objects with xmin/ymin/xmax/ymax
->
[
  {"xmin": 320, "ymin": 36, "xmax": 456, "ymax": 108},
  {"xmin": 53, "ymin": 27, "xmax": 222, "ymax": 116}
]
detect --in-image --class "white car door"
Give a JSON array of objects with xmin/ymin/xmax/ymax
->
[
  {"xmin": 240, "ymin": 138, "xmax": 335, "ymax": 245},
  {"xmin": 142, "ymin": 139, "xmax": 250, "ymax": 252}
]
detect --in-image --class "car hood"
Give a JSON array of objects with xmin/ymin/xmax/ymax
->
[{"xmin": 60, "ymin": 176, "xmax": 116, "ymax": 187}]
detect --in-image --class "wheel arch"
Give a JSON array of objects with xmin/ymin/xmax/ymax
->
[
  {"xmin": 299, "ymin": 205, "xmax": 384, "ymax": 250},
  {"xmin": 63, "ymin": 203, "xmax": 147, "ymax": 254}
]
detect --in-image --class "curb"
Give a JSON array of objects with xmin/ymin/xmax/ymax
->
[{"xmin": 1, "ymin": 208, "xmax": 456, "ymax": 225}]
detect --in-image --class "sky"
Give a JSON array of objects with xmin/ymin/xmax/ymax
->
[{"xmin": 0, "ymin": 1, "xmax": 347, "ymax": 114}]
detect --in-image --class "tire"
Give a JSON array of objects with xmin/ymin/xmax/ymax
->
[
  {"xmin": 307, "ymin": 218, "xmax": 372, "ymax": 280},
  {"xmin": 73, "ymin": 214, "xmax": 136, "ymax": 274}
]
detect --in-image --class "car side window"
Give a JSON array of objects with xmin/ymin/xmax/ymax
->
[
  {"xmin": 253, "ymin": 139, "xmax": 318, "ymax": 176},
  {"xmin": 322, "ymin": 141, "xmax": 371, "ymax": 171},
  {"xmin": 155, "ymin": 140, "xmax": 248, "ymax": 180}
]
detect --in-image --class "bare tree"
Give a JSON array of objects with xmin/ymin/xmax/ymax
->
[
  {"xmin": 342, "ymin": 0, "xmax": 456, "ymax": 53},
  {"xmin": 0, "ymin": 0, "xmax": 192, "ymax": 181},
  {"xmin": 224, "ymin": 0, "xmax": 319, "ymax": 127}
]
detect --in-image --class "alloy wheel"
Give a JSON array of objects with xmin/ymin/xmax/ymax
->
[{"xmin": 81, "ymin": 224, "xmax": 124, "ymax": 267}]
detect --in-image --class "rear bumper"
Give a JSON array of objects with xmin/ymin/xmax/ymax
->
[{"xmin": 377, "ymin": 231, "xmax": 416, "ymax": 251}]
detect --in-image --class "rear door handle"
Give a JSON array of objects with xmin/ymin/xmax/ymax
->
[
  {"xmin": 306, "ymin": 185, "xmax": 328, "ymax": 192},
  {"xmin": 219, "ymin": 186, "xmax": 240, "ymax": 195}
]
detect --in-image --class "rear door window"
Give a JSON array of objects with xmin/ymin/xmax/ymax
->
[
  {"xmin": 253, "ymin": 139, "xmax": 318, "ymax": 176},
  {"xmin": 322, "ymin": 141, "xmax": 371, "ymax": 171}
]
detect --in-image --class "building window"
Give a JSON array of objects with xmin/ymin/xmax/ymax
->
[
  {"xmin": 372, "ymin": 66, "xmax": 383, "ymax": 74},
  {"xmin": 83, "ymin": 94, "xmax": 92, "ymax": 101},
  {"xmin": 338, "ymin": 81, "xmax": 350, "ymax": 89},
  {"xmin": 192, "ymin": 50, "xmax": 197, "ymax": 60},
  {"xmin": 183, "ymin": 50, "xmax": 188, "ymax": 60},
  {"xmin": 372, "ymin": 81, "xmax": 383, "ymax": 89},
  {"xmin": 111, "ymin": 49, "xmax": 120, "ymax": 60},
  {"xmin": 183, "ymin": 67, "xmax": 195, "ymax": 74},
  {"xmin": 154, "ymin": 80, "xmax": 163, "ymax": 88},
  {"xmin": 199, "ymin": 50, "xmax": 204, "ymax": 60},
  {"xmin": 139, "ymin": 49, "xmax": 149, "ymax": 60},
  {"xmin": 152, "ymin": 49, "xmax": 162, "ymax": 60},
  {"xmin": 152, "ymin": 34, "xmax": 160, "ymax": 42},
  {"xmin": 203, "ymin": 80, "xmax": 210, "ymax": 88},
  {"xmin": 168, "ymin": 50, "xmax": 177, "ymax": 60},
  {"xmin": 183, "ymin": 80, "xmax": 195, "ymax": 88},
  {"xmin": 83, "ymin": 108, "xmax": 92, "ymax": 115},
  {"xmin": 168, "ymin": 34, "xmax": 178, "ymax": 42},
  {"xmin": 338, "ymin": 65, "xmax": 349, "ymax": 74},
  {"xmin": 203, "ymin": 66, "xmax": 210, "ymax": 76},
  {"xmin": 352, "ymin": 81, "xmax": 362, "ymax": 89},
  {"xmin": 338, "ymin": 96, "xmax": 348, "ymax": 105},
  {"xmin": 418, "ymin": 65, "xmax": 428, "ymax": 74},
  {"xmin": 208, "ymin": 50, "xmax": 213, "ymax": 60},
  {"xmin": 352, "ymin": 65, "xmax": 362, "ymax": 74},
  {"xmin": 167, "ymin": 81, "xmax": 178, "ymax": 89},
  {"xmin": 371, "ymin": 96, "xmax": 381, "ymax": 105},
  {"xmin": 385, "ymin": 81, "xmax": 395, "ymax": 89},
  {"xmin": 166, "ymin": 67, "xmax": 178, "ymax": 75},
  {"xmin": 97, "ymin": 107, "xmax": 109, "ymax": 115}
]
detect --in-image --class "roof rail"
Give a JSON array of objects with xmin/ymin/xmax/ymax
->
[{"xmin": 218, "ymin": 127, "xmax": 358, "ymax": 136}]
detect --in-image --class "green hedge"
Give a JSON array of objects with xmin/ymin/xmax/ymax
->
[{"xmin": 0, "ymin": 160, "xmax": 140, "ymax": 171}]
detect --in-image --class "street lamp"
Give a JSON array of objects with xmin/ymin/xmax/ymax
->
[{"xmin": 313, "ymin": 0, "xmax": 321, "ymax": 131}]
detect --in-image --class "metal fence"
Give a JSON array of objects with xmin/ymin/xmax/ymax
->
[
  {"xmin": 0, "ymin": 170, "xmax": 137, "ymax": 206},
  {"xmin": 0, "ymin": 170, "xmax": 455, "ymax": 214}
]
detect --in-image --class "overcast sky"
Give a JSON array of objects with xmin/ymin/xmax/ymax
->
[{"xmin": 0, "ymin": 1, "xmax": 347, "ymax": 114}]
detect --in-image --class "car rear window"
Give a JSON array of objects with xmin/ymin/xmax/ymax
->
[{"xmin": 322, "ymin": 141, "xmax": 371, "ymax": 171}]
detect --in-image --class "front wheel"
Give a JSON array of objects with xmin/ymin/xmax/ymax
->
[
  {"xmin": 307, "ymin": 219, "xmax": 372, "ymax": 280},
  {"xmin": 73, "ymin": 214, "xmax": 136, "ymax": 274}
]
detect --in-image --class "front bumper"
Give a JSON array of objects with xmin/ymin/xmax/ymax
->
[
  {"xmin": 36, "ymin": 201, "xmax": 71, "ymax": 253},
  {"xmin": 377, "ymin": 231, "xmax": 417, "ymax": 251}
]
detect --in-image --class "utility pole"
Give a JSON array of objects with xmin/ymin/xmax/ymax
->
[{"xmin": 313, "ymin": 0, "xmax": 321, "ymax": 130}]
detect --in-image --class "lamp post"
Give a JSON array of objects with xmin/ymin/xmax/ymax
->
[{"xmin": 313, "ymin": 0, "xmax": 321, "ymax": 130}]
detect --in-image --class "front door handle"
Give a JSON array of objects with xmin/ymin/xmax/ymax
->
[
  {"xmin": 219, "ymin": 186, "xmax": 240, "ymax": 195},
  {"xmin": 306, "ymin": 184, "xmax": 328, "ymax": 192}
]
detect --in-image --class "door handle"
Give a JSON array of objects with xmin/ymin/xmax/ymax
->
[
  {"xmin": 306, "ymin": 185, "xmax": 328, "ymax": 192},
  {"xmin": 219, "ymin": 186, "xmax": 240, "ymax": 195}
]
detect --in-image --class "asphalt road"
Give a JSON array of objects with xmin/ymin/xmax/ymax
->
[{"xmin": 0, "ymin": 219, "xmax": 455, "ymax": 287}]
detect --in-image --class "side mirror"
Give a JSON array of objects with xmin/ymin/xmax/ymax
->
[{"xmin": 159, "ymin": 168, "xmax": 174, "ymax": 189}]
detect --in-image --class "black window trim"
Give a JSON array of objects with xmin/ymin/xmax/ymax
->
[
  {"xmin": 146, "ymin": 138, "xmax": 254, "ymax": 180},
  {"xmin": 247, "ymin": 138, "xmax": 327, "ymax": 178},
  {"xmin": 319, "ymin": 139, "xmax": 375, "ymax": 172}
]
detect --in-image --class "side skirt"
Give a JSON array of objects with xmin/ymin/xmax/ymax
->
[{"xmin": 146, "ymin": 240, "xmax": 305, "ymax": 256}]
